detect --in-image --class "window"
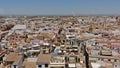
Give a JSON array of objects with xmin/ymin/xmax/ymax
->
[
  {"xmin": 13, "ymin": 65, "xmax": 16, "ymax": 68},
  {"xmin": 45, "ymin": 64, "xmax": 48, "ymax": 67},
  {"xmin": 43, "ymin": 50, "xmax": 46, "ymax": 53},
  {"xmin": 78, "ymin": 58, "xmax": 80, "ymax": 62},
  {"xmin": 108, "ymin": 59, "xmax": 111, "ymax": 61},
  {"xmin": 38, "ymin": 65, "xmax": 41, "ymax": 67},
  {"xmin": 69, "ymin": 57, "xmax": 76, "ymax": 62},
  {"xmin": 115, "ymin": 65, "xmax": 117, "ymax": 67},
  {"xmin": 65, "ymin": 64, "xmax": 68, "ymax": 68},
  {"xmin": 115, "ymin": 59, "xmax": 117, "ymax": 62},
  {"xmin": 83, "ymin": 61, "xmax": 84, "ymax": 63},
  {"xmin": 63, "ymin": 40, "xmax": 65, "ymax": 42}
]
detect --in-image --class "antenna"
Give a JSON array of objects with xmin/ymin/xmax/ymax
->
[{"xmin": 72, "ymin": 11, "xmax": 76, "ymax": 17}]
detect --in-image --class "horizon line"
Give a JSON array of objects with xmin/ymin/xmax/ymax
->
[{"xmin": 0, "ymin": 14, "xmax": 120, "ymax": 17}]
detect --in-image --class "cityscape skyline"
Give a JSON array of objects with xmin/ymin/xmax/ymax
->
[{"xmin": 0, "ymin": 0, "xmax": 120, "ymax": 15}]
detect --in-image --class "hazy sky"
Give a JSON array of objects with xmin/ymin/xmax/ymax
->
[{"xmin": 0, "ymin": 0, "xmax": 120, "ymax": 15}]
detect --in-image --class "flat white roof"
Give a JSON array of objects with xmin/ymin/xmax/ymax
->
[
  {"xmin": 91, "ymin": 63, "xmax": 101, "ymax": 68},
  {"xmin": 12, "ymin": 24, "xmax": 26, "ymax": 30},
  {"xmin": 32, "ymin": 44, "xmax": 40, "ymax": 47},
  {"xmin": 69, "ymin": 64, "xmax": 76, "ymax": 67},
  {"xmin": 28, "ymin": 50, "xmax": 40, "ymax": 52},
  {"xmin": 43, "ymin": 43, "xmax": 49, "ymax": 46}
]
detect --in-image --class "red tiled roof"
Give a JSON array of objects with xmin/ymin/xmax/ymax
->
[{"xmin": 0, "ymin": 50, "xmax": 6, "ymax": 57}]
